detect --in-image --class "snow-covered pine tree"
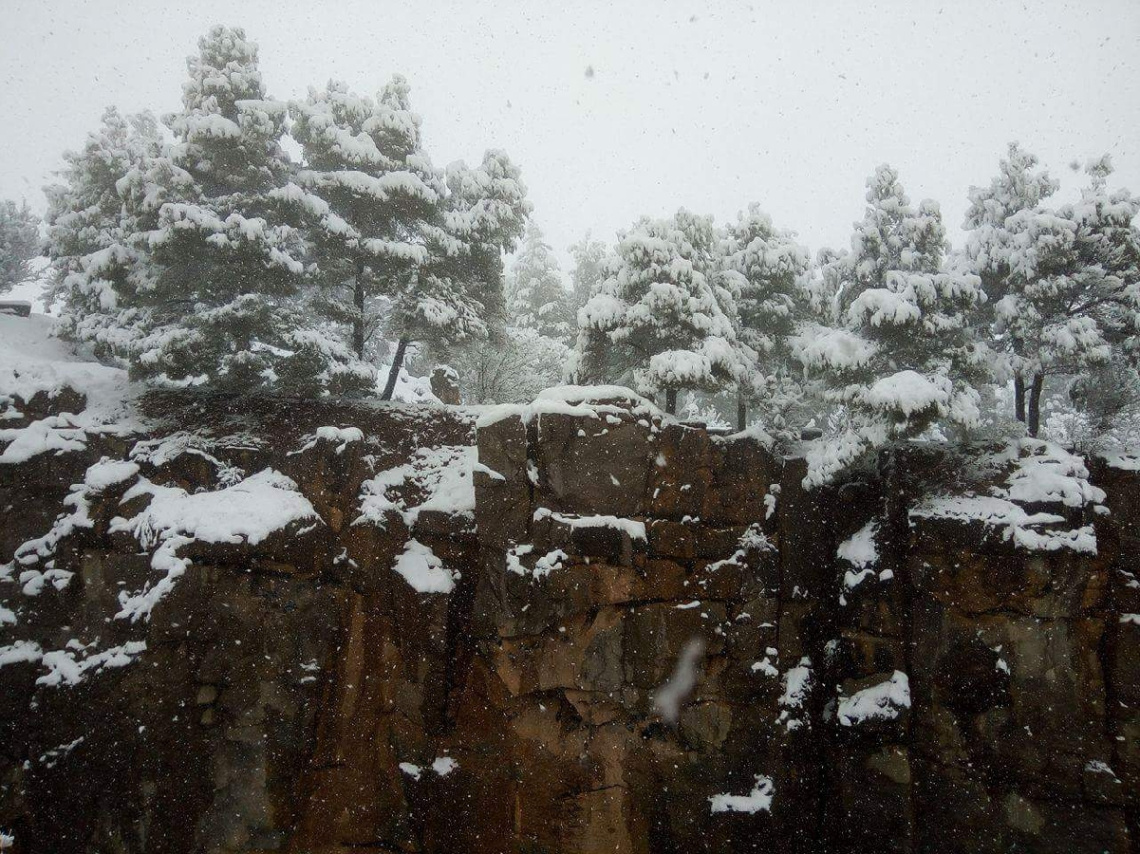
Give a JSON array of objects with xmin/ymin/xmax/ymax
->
[
  {"xmin": 564, "ymin": 232, "xmax": 610, "ymax": 383},
  {"xmin": 0, "ymin": 200, "xmax": 40, "ymax": 295},
  {"xmin": 568, "ymin": 231, "xmax": 607, "ymax": 312},
  {"xmin": 576, "ymin": 209, "xmax": 743, "ymax": 413},
  {"xmin": 798, "ymin": 164, "xmax": 988, "ymax": 486},
  {"xmin": 287, "ymin": 76, "xmax": 447, "ymax": 362},
  {"xmin": 378, "ymin": 149, "xmax": 531, "ymax": 399},
  {"xmin": 46, "ymin": 108, "xmax": 183, "ymax": 363},
  {"xmin": 126, "ymin": 26, "xmax": 370, "ymax": 394},
  {"xmin": 835, "ymin": 164, "xmax": 949, "ymax": 310},
  {"xmin": 720, "ymin": 203, "xmax": 812, "ymax": 429},
  {"xmin": 962, "ymin": 142, "xmax": 1061, "ymax": 428},
  {"xmin": 969, "ymin": 155, "xmax": 1140, "ymax": 436},
  {"xmin": 505, "ymin": 223, "xmax": 573, "ymax": 342}
]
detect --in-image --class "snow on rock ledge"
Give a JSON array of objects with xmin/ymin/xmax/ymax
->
[
  {"xmin": 837, "ymin": 671, "xmax": 911, "ymax": 726},
  {"xmin": 356, "ymin": 445, "xmax": 476, "ymax": 528},
  {"xmin": 709, "ymin": 775, "xmax": 775, "ymax": 815},
  {"xmin": 532, "ymin": 507, "xmax": 647, "ymax": 541},
  {"xmin": 910, "ymin": 439, "xmax": 1106, "ymax": 554},
  {"xmin": 837, "ymin": 519, "xmax": 880, "ymax": 590},
  {"xmin": 475, "ymin": 385, "xmax": 662, "ymax": 429},
  {"xmin": 112, "ymin": 468, "xmax": 321, "ymax": 621},
  {"xmin": 392, "ymin": 539, "xmax": 457, "ymax": 594}
]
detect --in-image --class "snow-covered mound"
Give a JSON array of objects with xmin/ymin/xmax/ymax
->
[{"xmin": 0, "ymin": 319, "xmax": 479, "ymax": 691}]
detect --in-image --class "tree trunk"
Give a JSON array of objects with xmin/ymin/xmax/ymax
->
[
  {"xmin": 665, "ymin": 388, "xmax": 678, "ymax": 415},
  {"xmin": 352, "ymin": 261, "xmax": 366, "ymax": 359},
  {"xmin": 1014, "ymin": 374, "xmax": 1026, "ymax": 423},
  {"xmin": 381, "ymin": 338, "xmax": 409, "ymax": 401},
  {"xmin": 1027, "ymin": 372, "xmax": 1044, "ymax": 438},
  {"xmin": 737, "ymin": 391, "xmax": 747, "ymax": 432}
]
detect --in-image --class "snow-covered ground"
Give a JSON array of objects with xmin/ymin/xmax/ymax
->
[{"xmin": 0, "ymin": 312, "xmax": 138, "ymax": 464}]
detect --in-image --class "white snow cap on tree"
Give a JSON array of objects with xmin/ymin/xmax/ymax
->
[{"xmin": 800, "ymin": 164, "xmax": 988, "ymax": 487}]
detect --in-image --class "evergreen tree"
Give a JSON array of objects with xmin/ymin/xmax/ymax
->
[
  {"xmin": 565, "ymin": 233, "xmax": 610, "ymax": 383},
  {"xmin": 379, "ymin": 149, "xmax": 530, "ymax": 399},
  {"xmin": 568, "ymin": 231, "xmax": 607, "ymax": 311},
  {"xmin": 800, "ymin": 165, "xmax": 987, "ymax": 486},
  {"xmin": 46, "ymin": 108, "xmax": 180, "ymax": 363},
  {"xmin": 505, "ymin": 223, "xmax": 573, "ymax": 342},
  {"xmin": 836, "ymin": 164, "xmax": 948, "ymax": 310},
  {"xmin": 576, "ymin": 209, "xmax": 742, "ymax": 413},
  {"xmin": 964, "ymin": 148, "xmax": 1140, "ymax": 436},
  {"xmin": 720, "ymin": 204, "xmax": 812, "ymax": 429},
  {"xmin": 0, "ymin": 200, "xmax": 40, "ymax": 296},
  {"xmin": 288, "ymin": 76, "xmax": 446, "ymax": 361},
  {"xmin": 128, "ymin": 26, "xmax": 371, "ymax": 394},
  {"xmin": 962, "ymin": 142, "xmax": 1060, "ymax": 428}
]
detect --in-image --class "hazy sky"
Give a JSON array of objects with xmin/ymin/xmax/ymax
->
[{"xmin": 2, "ymin": 0, "xmax": 1138, "ymax": 270}]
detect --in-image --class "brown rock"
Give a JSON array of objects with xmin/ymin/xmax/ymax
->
[{"xmin": 533, "ymin": 411, "xmax": 652, "ymax": 517}]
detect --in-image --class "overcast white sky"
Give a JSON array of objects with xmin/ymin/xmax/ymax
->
[{"xmin": 2, "ymin": 0, "xmax": 1138, "ymax": 270}]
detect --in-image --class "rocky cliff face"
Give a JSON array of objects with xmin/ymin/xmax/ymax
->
[{"xmin": 0, "ymin": 387, "xmax": 1136, "ymax": 853}]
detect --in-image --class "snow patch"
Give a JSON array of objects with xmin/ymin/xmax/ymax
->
[
  {"xmin": 0, "ymin": 314, "xmax": 137, "ymax": 465},
  {"xmin": 532, "ymin": 507, "xmax": 647, "ymax": 540},
  {"xmin": 392, "ymin": 539, "xmax": 456, "ymax": 594},
  {"xmin": 357, "ymin": 445, "xmax": 475, "ymax": 527},
  {"xmin": 911, "ymin": 440, "xmax": 1104, "ymax": 555},
  {"xmin": 295, "ymin": 425, "xmax": 364, "ymax": 454},
  {"xmin": 837, "ymin": 671, "xmax": 911, "ymax": 726},
  {"xmin": 709, "ymin": 775, "xmax": 774, "ymax": 815},
  {"xmin": 432, "ymin": 756, "xmax": 458, "ymax": 777},
  {"xmin": 777, "ymin": 657, "xmax": 813, "ymax": 731},
  {"xmin": 505, "ymin": 544, "xmax": 567, "ymax": 579},
  {"xmin": 111, "ymin": 469, "xmax": 319, "ymax": 621},
  {"xmin": 476, "ymin": 384, "xmax": 662, "ymax": 429}
]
